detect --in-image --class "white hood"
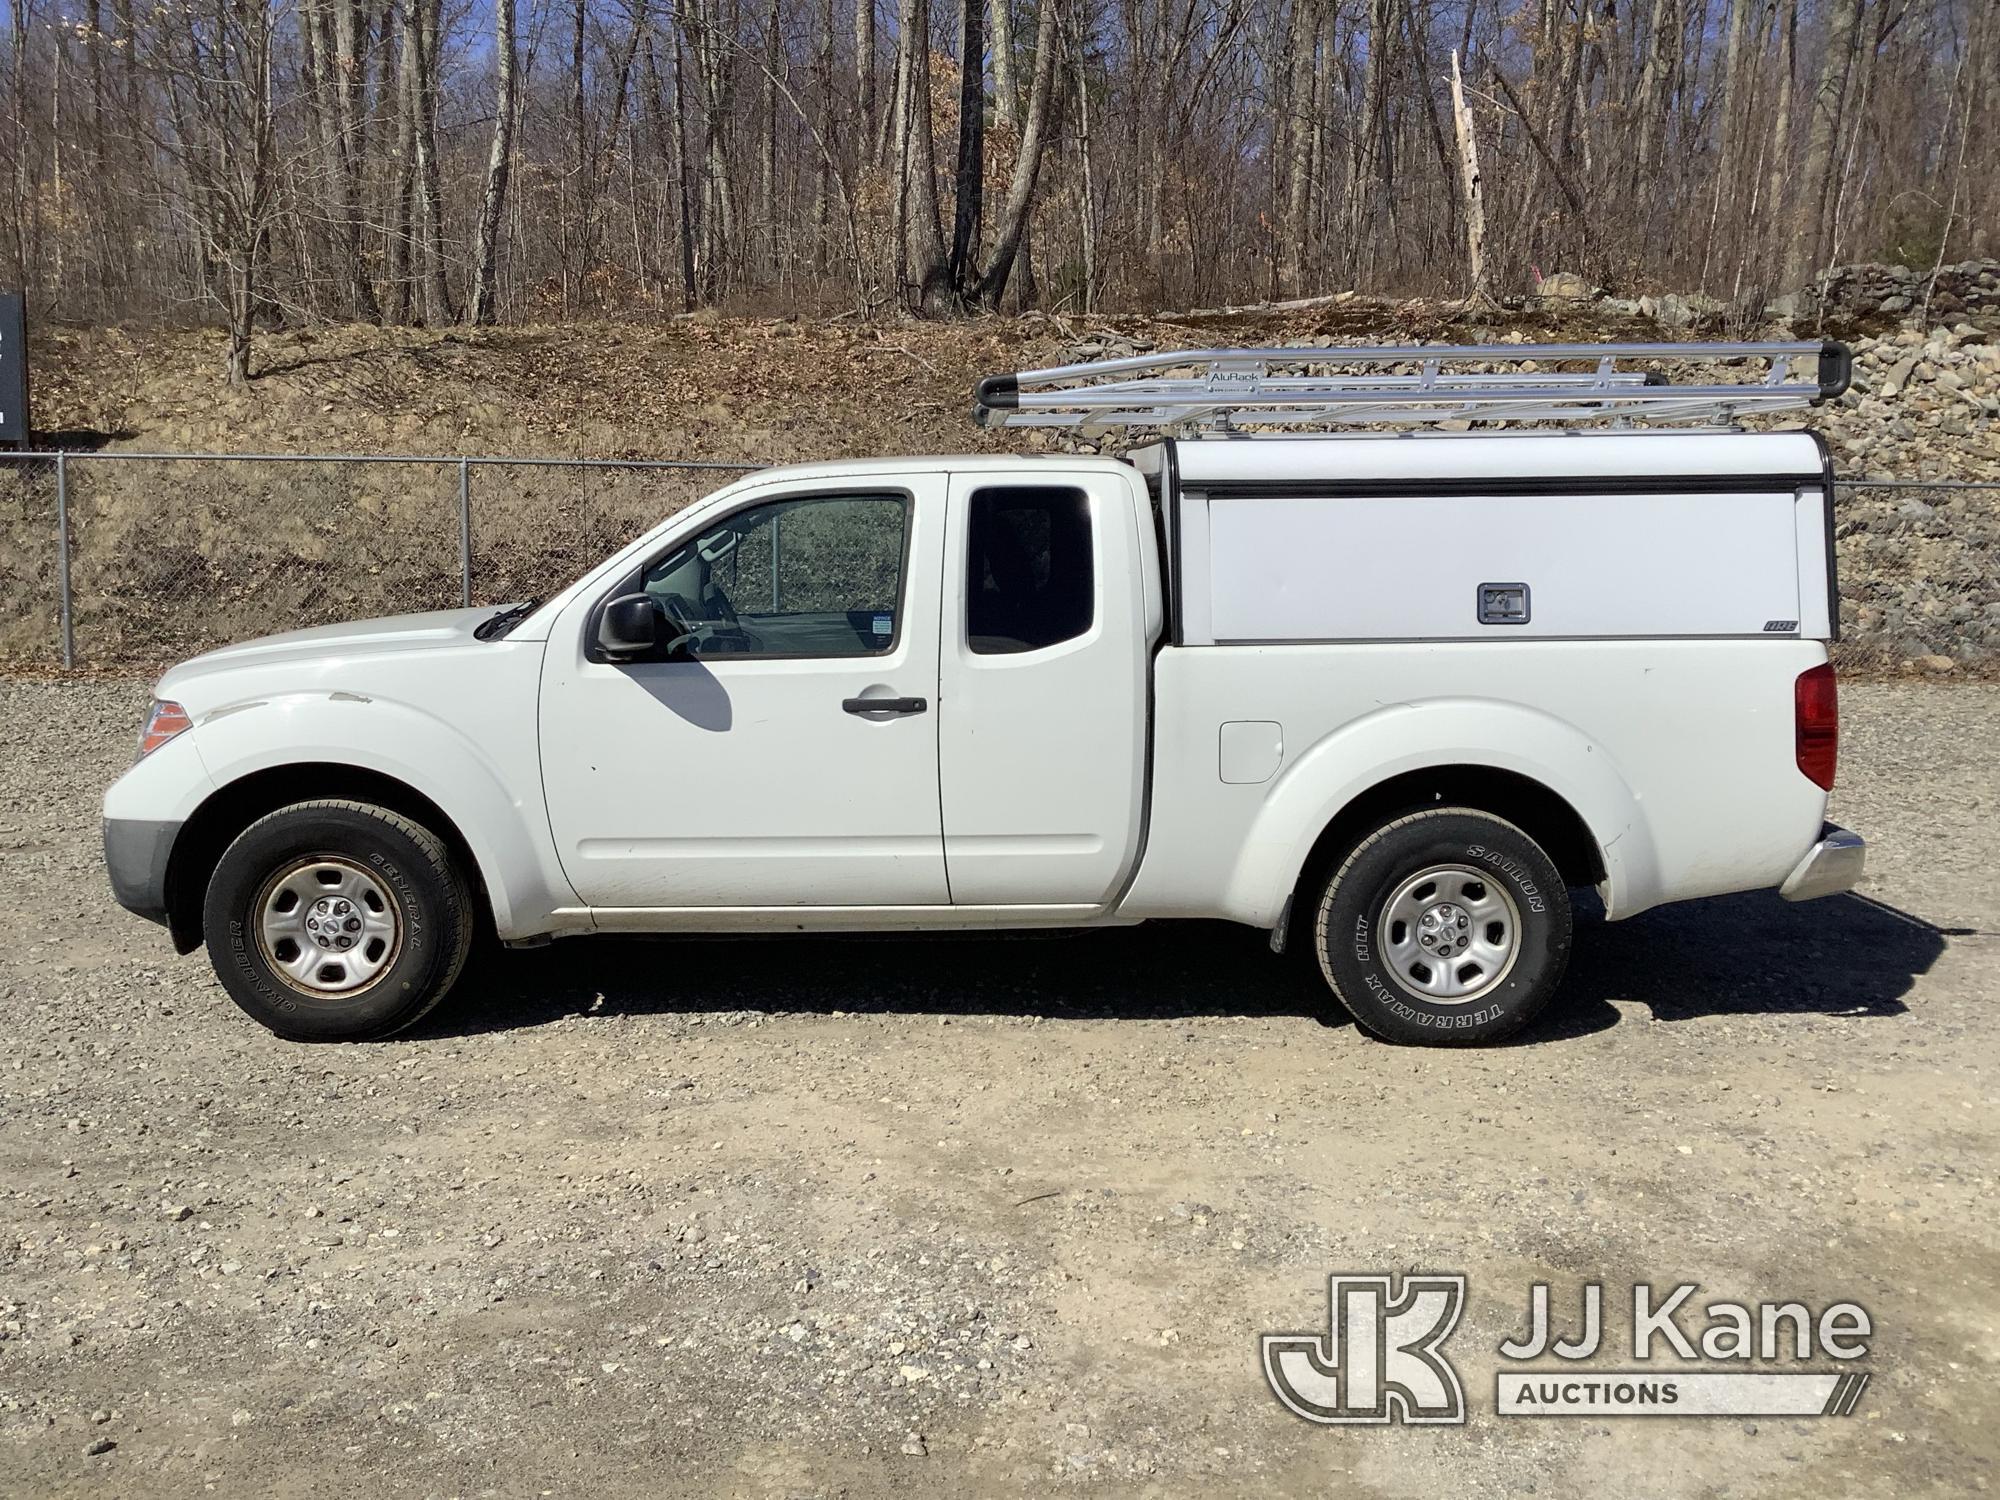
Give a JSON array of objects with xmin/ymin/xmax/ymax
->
[{"xmin": 156, "ymin": 607, "xmax": 501, "ymax": 701}]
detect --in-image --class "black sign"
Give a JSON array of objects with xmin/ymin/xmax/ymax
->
[{"xmin": 0, "ymin": 293, "xmax": 28, "ymax": 444}]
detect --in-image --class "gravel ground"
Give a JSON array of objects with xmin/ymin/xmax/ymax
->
[{"xmin": 1, "ymin": 678, "xmax": 1995, "ymax": 1499}]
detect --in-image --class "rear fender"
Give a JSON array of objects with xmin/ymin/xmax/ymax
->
[{"xmin": 1232, "ymin": 699, "xmax": 1660, "ymax": 925}]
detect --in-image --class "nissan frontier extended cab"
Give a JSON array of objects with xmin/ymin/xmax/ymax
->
[{"xmin": 102, "ymin": 342, "xmax": 1866, "ymax": 1045}]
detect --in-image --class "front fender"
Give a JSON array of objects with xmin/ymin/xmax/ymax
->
[
  {"xmin": 1232, "ymin": 698, "xmax": 1661, "ymax": 926},
  {"xmin": 181, "ymin": 692, "xmax": 579, "ymax": 937}
]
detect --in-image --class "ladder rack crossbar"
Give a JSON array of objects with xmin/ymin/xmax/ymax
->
[
  {"xmin": 1063, "ymin": 371, "xmax": 1665, "ymax": 398},
  {"xmin": 973, "ymin": 341, "xmax": 1852, "ymax": 432},
  {"xmin": 1009, "ymin": 379, "xmax": 1805, "ymax": 410},
  {"xmin": 993, "ymin": 397, "xmax": 1791, "ymax": 429}
]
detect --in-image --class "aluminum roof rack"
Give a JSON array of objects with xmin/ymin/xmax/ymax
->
[{"xmin": 972, "ymin": 340, "xmax": 1852, "ymax": 433}]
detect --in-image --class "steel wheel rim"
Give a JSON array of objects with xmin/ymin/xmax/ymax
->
[
  {"xmin": 1376, "ymin": 863, "xmax": 1522, "ymax": 1005},
  {"xmin": 254, "ymin": 855, "xmax": 403, "ymax": 998}
]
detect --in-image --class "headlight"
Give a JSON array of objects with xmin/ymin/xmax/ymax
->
[{"xmin": 138, "ymin": 699, "xmax": 192, "ymax": 759}]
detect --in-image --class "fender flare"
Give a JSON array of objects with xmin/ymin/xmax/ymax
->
[
  {"xmin": 1231, "ymin": 698, "xmax": 1663, "ymax": 926},
  {"xmin": 183, "ymin": 693, "xmax": 578, "ymax": 936}
]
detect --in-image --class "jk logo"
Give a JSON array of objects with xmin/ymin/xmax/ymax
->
[{"xmin": 1262, "ymin": 1273, "xmax": 1467, "ymax": 1425}]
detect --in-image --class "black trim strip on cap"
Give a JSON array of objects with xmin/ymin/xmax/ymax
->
[{"xmin": 1811, "ymin": 431, "xmax": 1840, "ymax": 642}]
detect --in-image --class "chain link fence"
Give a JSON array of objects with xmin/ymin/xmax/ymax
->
[
  {"xmin": 0, "ymin": 452, "xmax": 758, "ymax": 668},
  {"xmin": 1831, "ymin": 478, "xmax": 2000, "ymax": 667},
  {"xmin": 0, "ymin": 454, "xmax": 1993, "ymax": 669}
]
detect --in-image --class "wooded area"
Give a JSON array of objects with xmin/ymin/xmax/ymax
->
[{"xmin": 2, "ymin": 0, "xmax": 1993, "ymax": 379}]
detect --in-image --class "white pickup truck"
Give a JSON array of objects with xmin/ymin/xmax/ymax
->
[{"xmin": 103, "ymin": 342, "xmax": 1865, "ymax": 1046}]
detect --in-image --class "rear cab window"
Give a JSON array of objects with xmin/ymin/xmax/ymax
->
[{"xmin": 965, "ymin": 486, "xmax": 1094, "ymax": 654}]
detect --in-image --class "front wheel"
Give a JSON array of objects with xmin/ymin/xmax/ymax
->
[
  {"xmin": 1310, "ymin": 808, "xmax": 1572, "ymax": 1046},
  {"xmin": 202, "ymin": 800, "xmax": 475, "ymax": 1041}
]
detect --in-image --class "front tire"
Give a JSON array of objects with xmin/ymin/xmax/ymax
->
[
  {"xmin": 202, "ymin": 800, "xmax": 474, "ymax": 1041},
  {"xmin": 1311, "ymin": 808, "xmax": 1572, "ymax": 1046}
]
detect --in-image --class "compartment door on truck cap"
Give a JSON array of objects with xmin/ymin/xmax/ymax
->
[{"xmin": 938, "ymin": 470, "xmax": 1150, "ymax": 906}]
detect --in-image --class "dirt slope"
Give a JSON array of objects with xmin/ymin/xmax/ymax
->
[{"xmin": 8, "ymin": 306, "xmax": 1998, "ymax": 671}]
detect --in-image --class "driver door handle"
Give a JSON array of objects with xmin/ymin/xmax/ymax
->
[{"xmin": 843, "ymin": 696, "xmax": 927, "ymax": 716}]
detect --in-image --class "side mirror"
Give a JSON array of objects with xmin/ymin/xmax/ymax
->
[{"xmin": 597, "ymin": 594, "xmax": 661, "ymax": 658}]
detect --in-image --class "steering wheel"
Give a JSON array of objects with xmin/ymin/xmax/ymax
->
[
  {"xmin": 652, "ymin": 590, "xmax": 760, "ymax": 656},
  {"xmin": 703, "ymin": 581, "xmax": 741, "ymax": 629},
  {"xmin": 653, "ymin": 591, "xmax": 704, "ymax": 651}
]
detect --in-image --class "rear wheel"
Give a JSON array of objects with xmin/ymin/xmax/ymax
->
[
  {"xmin": 1310, "ymin": 808, "xmax": 1572, "ymax": 1046},
  {"xmin": 202, "ymin": 800, "xmax": 474, "ymax": 1041}
]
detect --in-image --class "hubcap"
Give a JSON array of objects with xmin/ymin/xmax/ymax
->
[
  {"xmin": 1377, "ymin": 864, "xmax": 1521, "ymax": 1004},
  {"xmin": 254, "ymin": 857, "xmax": 402, "ymax": 997}
]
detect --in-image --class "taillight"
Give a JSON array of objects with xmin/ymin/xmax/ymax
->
[
  {"xmin": 138, "ymin": 699, "xmax": 192, "ymax": 759},
  {"xmin": 1795, "ymin": 664, "xmax": 1838, "ymax": 790}
]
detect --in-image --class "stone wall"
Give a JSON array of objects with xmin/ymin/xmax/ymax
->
[
  {"xmin": 1808, "ymin": 261, "xmax": 2000, "ymax": 324},
  {"xmin": 1816, "ymin": 323, "xmax": 1998, "ymax": 673}
]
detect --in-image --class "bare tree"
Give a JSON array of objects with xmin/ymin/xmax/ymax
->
[
  {"xmin": 975, "ymin": 0, "xmax": 1056, "ymax": 308},
  {"xmin": 889, "ymin": 0, "xmax": 948, "ymax": 309},
  {"xmin": 854, "ymin": 0, "xmax": 875, "ymax": 147},
  {"xmin": 683, "ymin": 0, "xmax": 740, "ymax": 297},
  {"xmin": 1278, "ymin": 0, "xmax": 1317, "ymax": 296},
  {"xmin": 1785, "ymin": 0, "xmax": 1865, "ymax": 286},
  {"xmin": 670, "ymin": 30, "xmax": 699, "ymax": 308},
  {"xmin": 302, "ymin": 0, "xmax": 378, "ymax": 318},
  {"xmin": 1068, "ymin": 0, "xmax": 1096, "ymax": 312},
  {"xmin": 1447, "ymin": 48, "xmax": 1490, "ymax": 303},
  {"xmin": 0, "ymin": 0, "xmax": 1991, "ymax": 359},
  {"xmin": 410, "ymin": 0, "xmax": 455, "ymax": 322},
  {"xmin": 151, "ymin": 0, "xmax": 281, "ymax": 381},
  {"xmin": 945, "ymin": 0, "xmax": 982, "ymax": 299},
  {"xmin": 384, "ymin": 0, "xmax": 418, "ymax": 322},
  {"xmin": 756, "ymin": 0, "xmax": 779, "ymax": 276},
  {"xmin": 471, "ymin": 0, "xmax": 520, "ymax": 322},
  {"xmin": 8, "ymin": 0, "xmax": 32, "ymax": 286}
]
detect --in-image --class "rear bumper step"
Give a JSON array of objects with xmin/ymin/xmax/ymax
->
[{"xmin": 1778, "ymin": 824, "xmax": 1866, "ymax": 902}]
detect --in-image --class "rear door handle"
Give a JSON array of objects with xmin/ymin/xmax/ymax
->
[{"xmin": 843, "ymin": 696, "xmax": 927, "ymax": 716}]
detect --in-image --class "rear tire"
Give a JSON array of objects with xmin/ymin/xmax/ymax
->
[
  {"xmin": 1311, "ymin": 808, "xmax": 1572, "ymax": 1046},
  {"xmin": 202, "ymin": 800, "xmax": 474, "ymax": 1041}
]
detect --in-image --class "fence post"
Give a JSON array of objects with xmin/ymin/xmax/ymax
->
[
  {"xmin": 55, "ymin": 452, "xmax": 74, "ymax": 669},
  {"xmin": 457, "ymin": 458, "xmax": 473, "ymax": 607}
]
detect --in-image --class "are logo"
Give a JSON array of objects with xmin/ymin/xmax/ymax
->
[
  {"xmin": 1261, "ymin": 1273, "xmax": 1467, "ymax": 1425},
  {"xmin": 1266, "ymin": 1274, "xmax": 1875, "ymax": 1426}
]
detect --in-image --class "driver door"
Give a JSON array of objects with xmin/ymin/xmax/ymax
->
[{"xmin": 538, "ymin": 477, "xmax": 949, "ymax": 909}]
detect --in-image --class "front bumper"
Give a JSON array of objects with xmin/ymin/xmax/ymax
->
[
  {"xmin": 1778, "ymin": 824, "xmax": 1866, "ymax": 902},
  {"xmin": 104, "ymin": 817, "xmax": 181, "ymax": 927}
]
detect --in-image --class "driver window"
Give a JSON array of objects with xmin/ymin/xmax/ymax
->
[{"xmin": 640, "ymin": 493, "xmax": 908, "ymax": 658}]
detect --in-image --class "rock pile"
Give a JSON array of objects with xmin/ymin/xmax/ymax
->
[
  {"xmin": 1818, "ymin": 324, "xmax": 2000, "ymax": 670},
  {"xmin": 1810, "ymin": 261, "xmax": 2000, "ymax": 324},
  {"xmin": 1820, "ymin": 323, "xmax": 2000, "ymax": 478},
  {"xmin": 1514, "ymin": 258, "xmax": 2000, "ymax": 330}
]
